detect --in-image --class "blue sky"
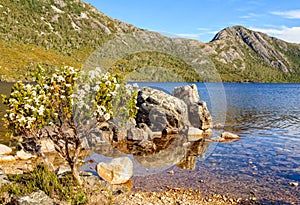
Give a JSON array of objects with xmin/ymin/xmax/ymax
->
[{"xmin": 85, "ymin": 0, "xmax": 300, "ymax": 43}]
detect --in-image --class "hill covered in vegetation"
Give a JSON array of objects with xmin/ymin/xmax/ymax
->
[{"xmin": 0, "ymin": 0, "xmax": 299, "ymax": 82}]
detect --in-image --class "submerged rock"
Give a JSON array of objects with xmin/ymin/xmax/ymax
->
[
  {"xmin": 96, "ymin": 157, "xmax": 133, "ymax": 185},
  {"xmin": 221, "ymin": 132, "xmax": 240, "ymax": 140}
]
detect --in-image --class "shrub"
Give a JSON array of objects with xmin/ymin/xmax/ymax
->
[{"xmin": 2, "ymin": 66, "xmax": 138, "ymax": 184}]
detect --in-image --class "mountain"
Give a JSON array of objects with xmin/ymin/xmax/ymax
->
[
  {"xmin": 0, "ymin": 0, "xmax": 299, "ymax": 82},
  {"xmin": 206, "ymin": 26, "xmax": 300, "ymax": 82}
]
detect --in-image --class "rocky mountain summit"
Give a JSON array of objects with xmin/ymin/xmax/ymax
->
[
  {"xmin": 208, "ymin": 26, "xmax": 298, "ymax": 73},
  {"xmin": 0, "ymin": 0, "xmax": 299, "ymax": 82}
]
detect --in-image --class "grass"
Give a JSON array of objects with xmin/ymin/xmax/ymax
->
[{"xmin": 0, "ymin": 164, "xmax": 87, "ymax": 204}]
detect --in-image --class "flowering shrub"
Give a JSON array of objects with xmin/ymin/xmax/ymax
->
[
  {"xmin": 74, "ymin": 67, "xmax": 138, "ymax": 125},
  {"xmin": 2, "ymin": 65, "xmax": 138, "ymax": 184}
]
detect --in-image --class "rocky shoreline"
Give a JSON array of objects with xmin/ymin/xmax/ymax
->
[{"xmin": 0, "ymin": 84, "xmax": 248, "ymax": 204}]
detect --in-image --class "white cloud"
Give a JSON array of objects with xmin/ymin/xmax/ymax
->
[
  {"xmin": 175, "ymin": 33, "xmax": 204, "ymax": 38},
  {"xmin": 250, "ymin": 26, "xmax": 300, "ymax": 44},
  {"xmin": 240, "ymin": 13, "xmax": 261, "ymax": 19},
  {"xmin": 270, "ymin": 9, "xmax": 300, "ymax": 19}
]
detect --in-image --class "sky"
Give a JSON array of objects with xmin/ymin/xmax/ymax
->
[{"xmin": 85, "ymin": 0, "xmax": 300, "ymax": 43}]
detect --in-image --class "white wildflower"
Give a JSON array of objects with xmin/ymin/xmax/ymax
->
[
  {"xmin": 110, "ymin": 91, "xmax": 117, "ymax": 96},
  {"xmin": 25, "ymin": 84, "xmax": 32, "ymax": 90},
  {"xmin": 102, "ymin": 73, "xmax": 109, "ymax": 81},
  {"xmin": 19, "ymin": 115, "xmax": 26, "ymax": 123},
  {"xmin": 105, "ymin": 80, "xmax": 111, "ymax": 86},
  {"xmin": 57, "ymin": 75, "xmax": 65, "ymax": 82},
  {"xmin": 65, "ymin": 83, "xmax": 72, "ymax": 87},
  {"xmin": 37, "ymin": 105, "xmax": 45, "ymax": 116},
  {"xmin": 93, "ymin": 85, "xmax": 100, "ymax": 92},
  {"xmin": 24, "ymin": 104, "xmax": 31, "ymax": 110},
  {"xmin": 103, "ymin": 113, "xmax": 110, "ymax": 121},
  {"xmin": 9, "ymin": 113, "xmax": 15, "ymax": 120}
]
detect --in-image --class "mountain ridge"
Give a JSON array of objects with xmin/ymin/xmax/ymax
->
[{"xmin": 0, "ymin": 0, "xmax": 299, "ymax": 82}]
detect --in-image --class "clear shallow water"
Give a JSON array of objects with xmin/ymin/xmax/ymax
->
[
  {"xmin": 1, "ymin": 82, "xmax": 299, "ymax": 203},
  {"xmin": 131, "ymin": 83, "xmax": 300, "ymax": 204}
]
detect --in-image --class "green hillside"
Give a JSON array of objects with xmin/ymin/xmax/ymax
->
[{"xmin": 0, "ymin": 1, "xmax": 299, "ymax": 82}]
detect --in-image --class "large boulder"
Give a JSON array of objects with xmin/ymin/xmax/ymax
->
[
  {"xmin": 172, "ymin": 84, "xmax": 200, "ymax": 105},
  {"xmin": 136, "ymin": 87, "xmax": 190, "ymax": 132},
  {"xmin": 96, "ymin": 157, "xmax": 133, "ymax": 185},
  {"xmin": 173, "ymin": 84, "xmax": 212, "ymax": 130}
]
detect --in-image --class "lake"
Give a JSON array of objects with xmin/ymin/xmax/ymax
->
[
  {"xmin": 130, "ymin": 82, "xmax": 300, "ymax": 204},
  {"xmin": 1, "ymin": 82, "xmax": 299, "ymax": 204}
]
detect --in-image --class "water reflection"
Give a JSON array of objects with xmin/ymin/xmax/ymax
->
[{"xmin": 82, "ymin": 131, "xmax": 213, "ymax": 176}]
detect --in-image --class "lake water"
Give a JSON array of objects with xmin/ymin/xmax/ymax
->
[
  {"xmin": 130, "ymin": 82, "xmax": 300, "ymax": 204},
  {"xmin": 1, "ymin": 82, "xmax": 299, "ymax": 204}
]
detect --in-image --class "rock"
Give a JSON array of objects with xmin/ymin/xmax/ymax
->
[
  {"xmin": 203, "ymin": 128, "xmax": 213, "ymax": 136},
  {"xmin": 17, "ymin": 190, "xmax": 54, "ymax": 205},
  {"xmin": 213, "ymin": 123, "xmax": 224, "ymax": 129},
  {"xmin": 221, "ymin": 132, "xmax": 240, "ymax": 140},
  {"xmin": 127, "ymin": 127, "xmax": 148, "ymax": 141},
  {"xmin": 173, "ymin": 85, "xmax": 213, "ymax": 130},
  {"xmin": 0, "ymin": 170, "xmax": 11, "ymax": 185},
  {"xmin": 289, "ymin": 182, "xmax": 298, "ymax": 187},
  {"xmin": 136, "ymin": 87, "xmax": 190, "ymax": 132},
  {"xmin": 55, "ymin": 166, "xmax": 72, "ymax": 176},
  {"xmin": 189, "ymin": 101, "xmax": 213, "ymax": 130},
  {"xmin": 16, "ymin": 149, "xmax": 37, "ymax": 160},
  {"xmin": 187, "ymin": 127, "xmax": 204, "ymax": 142},
  {"xmin": 0, "ymin": 144, "xmax": 12, "ymax": 155},
  {"xmin": 0, "ymin": 155, "xmax": 15, "ymax": 163},
  {"xmin": 138, "ymin": 140, "xmax": 156, "ymax": 151},
  {"xmin": 173, "ymin": 84, "xmax": 200, "ymax": 105},
  {"xmin": 96, "ymin": 157, "xmax": 133, "ymax": 184},
  {"xmin": 39, "ymin": 139, "xmax": 55, "ymax": 153},
  {"xmin": 162, "ymin": 127, "xmax": 179, "ymax": 135}
]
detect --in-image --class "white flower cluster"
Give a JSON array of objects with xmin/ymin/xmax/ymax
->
[
  {"xmin": 2, "ymin": 66, "xmax": 79, "ymax": 133},
  {"xmin": 3, "ymin": 82, "xmax": 49, "ymax": 130}
]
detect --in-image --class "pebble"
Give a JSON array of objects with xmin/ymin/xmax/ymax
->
[
  {"xmin": 289, "ymin": 182, "xmax": 298, "ymax": 187},
  {"xmin": 0, "ymin": 144, "xmax": 12, "ymax": 155},
  {"xmin": 0, "ymin": 155, "xmax": 16, "ymax": 162}
]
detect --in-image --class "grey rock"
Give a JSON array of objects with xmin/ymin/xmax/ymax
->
[
  {"xmin": 0, "ymin": 170, "xmax": 11, "ymax": 185},
  {"xmin": 55, "ymin": 166, "xmax": 71, "ymax": 176},
  {"xmin": 189, "ymin": 101, "xmax": 213, "ymax": 130},
  {"xmin": 127, "ymin": 127, "xmax": 148, "ymax": 141},
  {"xmin": 173, "ymin": 85, "xmax": 212, "ymax": 130},
  {"xmin": 17, "ymin": 190, "xmax": 54, "ymax": 205},
  {"xmin": 136, "ymin": 87, "xmax": 190, "ymax": 132},
  {"xmin": 187, "ymin": 127, "xmax": 204, "ymax": 142},
  {"xmin": 173, "ymin": 84, "xmax": 200, "ymax": 105}
]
